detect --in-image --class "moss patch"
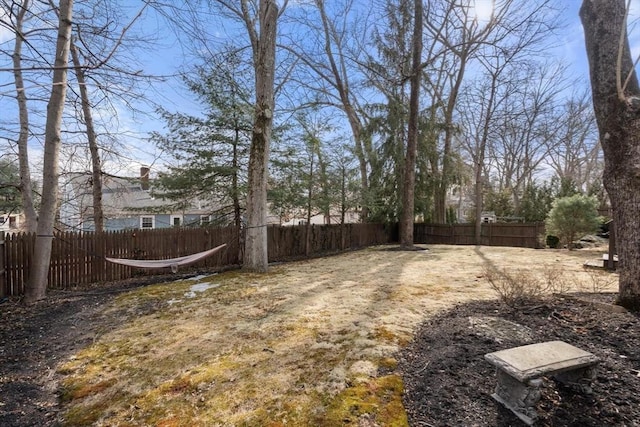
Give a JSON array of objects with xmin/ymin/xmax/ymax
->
[
  {"xmin": 379, "ymin": 357, "xmax": 399, "ymax": 371},
  {"xmin": 373, "ymin": 326, "xmax": 411, "ymax": 346},
  {"xmin": 321, "ymin": 374, "xmax": 408, "ymax": 426},
  {"xmin": 59, "ymin": 378, "xmax": 117, "ymax": 403}
]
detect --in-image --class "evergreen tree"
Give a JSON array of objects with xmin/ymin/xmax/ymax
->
[
  {"xmin": 268, "ymin": 144, "xmax": 306, "ymax": 224},
  {"xmin": 545, "ymin": 194, "xmax": 600, "ymax": 250},
  {"xmin": 518, "ymin": 182, "xmax": 555, "ymax": 222},
  {"xmin": 0, "ymin": 158, "xmax": 21, "ymax": 214},
  {"xmin": 555, "ymin": 177, "xmax": 580, "ymax": 199},
  {"xmin": 364, "ymin": 0, "xmax": 438, "ymax": 224},
  {"xmin": 150, "ymin": 51, "xmax": 253, "ymax": 228},
  {"xmin": 484, "ymin": 188, "xmax": 514, "ymax": 218}
]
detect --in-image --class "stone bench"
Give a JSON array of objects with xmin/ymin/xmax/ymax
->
[{"xmin": 484, "ymin": 341, "xmax": 599, "ymax": 425}]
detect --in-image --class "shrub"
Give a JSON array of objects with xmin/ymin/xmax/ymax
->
[
  {"xmin": 485, "ymin": 265, "xmax": 575, "ymax": 307},
  {"xmin": 484, "ymin": 267, "xmax": 547, "ymax": 307},
  {"xmin": 545, "ymin": 195, "xmax": 601, "ymax": 250},
  {"xmin": 546, "ymin": 235, "xmax": 560, "ymax": 248},
  {"xmin": 542, "ymin": 266, "xmax": 573, "ymax": 294}
]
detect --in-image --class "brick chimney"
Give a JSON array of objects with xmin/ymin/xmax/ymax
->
[{"xmin": 140, "ymin": 166, "xmax": 150, "ymax": 190}]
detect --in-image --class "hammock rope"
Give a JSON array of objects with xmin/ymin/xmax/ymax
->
[{"xmin": 105, "ymin": 243, "xmax": 227, "ymax": 273}]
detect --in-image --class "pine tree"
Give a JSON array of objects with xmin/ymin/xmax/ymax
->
[{"xmin": 151, "ymin": 53, "xmax": 253, "ymax": 228}]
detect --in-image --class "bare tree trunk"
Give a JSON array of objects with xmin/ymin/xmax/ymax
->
[
  {"xmin": 399, "ymin": 0, "xmax": 422, "ymax": 248},
  {"xmin": 581, "ymin": 0, "xmax": 640, "ymax": 311},
  {"xmin": 243, "ymin": 0, "xmax": 278, "ymax": 272},
  {"xmin": 12, "ymin": 0, "xmax": 38, "ymax": 233},
  {"xmin": 317, "ymin": 150, "xmax": 331, "ymax": 225},
  {"xmin": 315, "ymin": 0, "xmax": 370, "ymax": 221},
  {"xmin": 24, "ymin": 0, "xmax": 73, "ymax": 304},
  {"xmin": 474, "ymin": 73, "xmax": 499, "ymax": 244},
  {"xmin": 305, "ymin": 152, "xmax": 314, "ymax": 256},
  {"xmin": 340, "ymin": 164, "xmax": 347, "ymax": 249},
  {"xmin": 343, "ymin": 106, "xmax": 370, "ymax": 222},
  {"xmin": 232, "ymin": 127, "xmax": 241, "ymax": 231},
  {"xmin": 70, "ymin": 38, "xmax": 104, "ymax": 232},
  {"xmin": 232, "ymin": 126, "xmax": 242, "ymax": 261},
  {"xmin": 434, "ymin": 56, "xmax": 467, "ymax": 224}
]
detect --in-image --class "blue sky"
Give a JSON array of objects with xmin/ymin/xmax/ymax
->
[
  {"xmin": 122, "ymin": 0, "xmax": 610, "ymax": 124},
  {"xmin": 1, "ymin": 0, "xmax": 639, "ymax": 176}
]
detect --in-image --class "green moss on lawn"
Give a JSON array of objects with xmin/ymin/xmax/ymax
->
[{"xmin": 320, "ymin": 374, "xmax": 408, "ymax": 426}]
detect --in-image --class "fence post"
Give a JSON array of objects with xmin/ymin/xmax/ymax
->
[{"xmin": 0, "ymin": 231, "xmax": 5, "ymax": 297}]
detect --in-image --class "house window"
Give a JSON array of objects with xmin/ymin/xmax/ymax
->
[
  {"xmin": 171, "ymin": 215, "xmax": 182, "ymax": 227},
  {"xmin": 140, "ymin": 216, "xmax": 155, "ymax": 229},
  {"xmin": 200, "ymin": 215, "xmax": 210, "ymax": 226}
]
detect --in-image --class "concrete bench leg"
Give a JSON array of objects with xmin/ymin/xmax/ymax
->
[
  {"xmin": 492, "ymin": 369, "xmax": 542, "ymax": 425},
  {"xmin": 554, "ymin": 365, "xmax": 598, "ymax": 394}
]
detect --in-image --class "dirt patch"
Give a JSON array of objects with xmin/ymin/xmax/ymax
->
[{"xmin": 0, "ymin": 245, "xmax": 625, "ymax": 426}]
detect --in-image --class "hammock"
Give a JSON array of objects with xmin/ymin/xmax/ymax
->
[{"xmin": 105, "ymin": 244, "xmax": 227, "ymax": 273}]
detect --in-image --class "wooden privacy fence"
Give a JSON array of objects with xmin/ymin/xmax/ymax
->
[
  {"xmin": 413, "ymin": 222, "xmax": 545, "ymax": 248},
  {"xmin": 1, "ymin": 226, "xmax": 241, "ymax": 297},
  {"xmin": 0, "ymin": 223, "xmax": 395, "ymax": 297},
  {"xmin": 0, "ymin": 222, "xmax": 542, "ymax": 297},
  {"xmin": 268, "ymin": 223, "xmax": 396, "ymax": 260}
]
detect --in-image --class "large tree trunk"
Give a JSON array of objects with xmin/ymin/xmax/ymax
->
[
  {"xmin": 315, "ymin": 1, "xmax": 370, "ymax": 221},
  {"xmin": 581, "ymin": 0, "xmax": 640, "ymax": 311},
  {"xmin": 399, "ymin": 0, "xmax": 423, "ymax": 248},
  {"xmin": 12, "ymin": 0, "xmax": 38, "ymax": 233},
  {"xmin": 70, "ymin": 38, "xmax": 104, "ymax": 232},
  {"xmin": 243, "ymin": 0, "xmax": 278, "ymax": 272},
  {"xmin": 24, "ymin": 0, "xmax": 74, "ymax": 304}
]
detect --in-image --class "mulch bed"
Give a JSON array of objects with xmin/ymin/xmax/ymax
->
[{"xmin": 400, "ymin": 294, "xmax": 640, "ymax": 426}]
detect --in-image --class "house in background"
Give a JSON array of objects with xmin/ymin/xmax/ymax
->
[
  {"xmin": 278, "ymin": 210, "xmax": 361, "ymax": 226},
  {"xmin": 0, "ymin": 211, "xmax": 22, "ymax": 233},
  {"xmin": 446, "ymin": 183, "xmax": 475, "ymax": 223},
  {"xmin": 61, "ymin": 167, "xmax": 215, "ymax": 232},
  {"xmin": 480, "ymin": 211, "xmax": 497, "ymax": 223},
  {"xmin": 61, "ymin": 166, "xmax": 363, "ymax": 231}
]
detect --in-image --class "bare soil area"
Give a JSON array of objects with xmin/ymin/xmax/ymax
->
[{"xmin": 0, "ymin": 244, "xmax": 635, "ymax": 426}]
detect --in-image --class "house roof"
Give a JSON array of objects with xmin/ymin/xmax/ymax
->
[{"xmin": 65, "ymin": 173, "xmax": 212, "ymax": 217}]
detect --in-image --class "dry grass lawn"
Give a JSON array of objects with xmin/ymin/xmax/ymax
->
[{"xmin": 57, "ymin": 244, "xmax": 616, "ymax": 426}]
